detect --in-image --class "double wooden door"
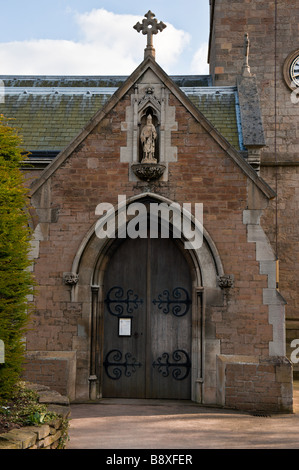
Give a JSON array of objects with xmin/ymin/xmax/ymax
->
[{"xmin": 102, "ymin": 236, "xmax": 192, "ymax": 399}]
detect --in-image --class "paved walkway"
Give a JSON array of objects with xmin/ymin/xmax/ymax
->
[{"xmin": 67, "ymin": 381, "xmax": 299, "ymax": 449}]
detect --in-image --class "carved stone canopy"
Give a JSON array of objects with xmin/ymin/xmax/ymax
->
[
  {"xmin": 130, "ymin": 90, "xmax": 167, "ymax": 182},
  {"xmin": 120, "ymin": 71, "xmax": 178, "ymax": 183}
]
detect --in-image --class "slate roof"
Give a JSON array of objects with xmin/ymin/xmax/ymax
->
[
  {"xmin": 0, "ymin": 75, "xmax": 242, "ymax": 164},
  {"xmin": 184, "ymin": 87, "xmax": 242, "ymax": 151},
  {"xmin": 26, "ymin": 57, "xmax": 274, "ymax": 201}
]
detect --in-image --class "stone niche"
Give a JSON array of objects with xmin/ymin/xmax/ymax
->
[{"xmin": 120, "ymin": 69, "xmax": 178, "ymax": 181}]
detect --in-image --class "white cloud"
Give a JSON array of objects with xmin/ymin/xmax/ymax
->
[
  {"xmin": 190, "ymin": 43, "xmax": 209, "ymax": 75},
  {"xmin": 155, "ymin": 23, "xmax": 191, "ymax": 70},
  {"xmin": 0, "ymin": 9, "xmax": 191, "ymax": 75}
]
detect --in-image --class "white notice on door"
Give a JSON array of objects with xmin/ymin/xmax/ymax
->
[{"xmin": 119, "ymin": 318, "xmax": 132, "ymax": 336}]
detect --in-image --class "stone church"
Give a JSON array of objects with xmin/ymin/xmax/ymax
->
[{"xmin": 0, "ymin": 2, "xmax": 297, "ymax": 412}]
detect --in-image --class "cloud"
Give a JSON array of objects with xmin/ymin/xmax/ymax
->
[
  {"xmin": 190, "ymin": 43, "xmax": 209, "ymax": 75},
  {"xmin": 0, "ymin": 9, "xmax": 191, "ymax": 75}
]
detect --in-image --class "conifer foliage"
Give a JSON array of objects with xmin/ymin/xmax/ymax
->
[{"xmin": 0, "ymin": 116, "xmax": 34, "ymax": 400}]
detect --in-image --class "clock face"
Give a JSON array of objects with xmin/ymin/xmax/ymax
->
[{"xmin": 290, "ymin": 55, "xmax": 299, "ymax": 86}]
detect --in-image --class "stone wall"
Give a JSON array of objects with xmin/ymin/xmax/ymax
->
[
  {"xmin": 25, "ymin": 60, "xmax": 291, "ymax": 410},
  {"xmin": 209, "ymin": 0, "xmax": 299, "ymax": 376},
  {"xmin": 0, "ymin": 385, "xmax": 70, "ymax": 449},
  {"xmin": 22, "ymin": 351, "xmax": 77, "ymax": 400},
  {"xmin": 0, "ymin": 421, "xmax": 64, "ymax": 449},
  {"xmin": 22, "ymin": 358, "xmax": 68, "ymax": 396},
  {"xmin": 217, "ymin": 355, "xmax": 293, "ymax": 413}
]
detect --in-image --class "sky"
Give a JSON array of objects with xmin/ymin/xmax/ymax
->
[{"xmin": 0, "ymin": 0, "xmax": 210, "ymax": 76}]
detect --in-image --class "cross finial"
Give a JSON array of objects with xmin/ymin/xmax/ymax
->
[
  {"xmin": 242, "ymin": 32, "xmax": 251, "ymax": 77},
  {"xmin": 133, "ymin": 11, "xmax": 167, "ymax": 59}
]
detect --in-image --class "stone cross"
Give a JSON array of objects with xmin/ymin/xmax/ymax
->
[
  {"xmin": 242, "ymin": 32, "xmax": 251, "ymax": 77},
  {"xmin": 133, "ymin": 11, "xmax": 167, "ymax": 59}
]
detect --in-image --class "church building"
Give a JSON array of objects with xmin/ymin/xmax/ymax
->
[{"xmin": 0, "ymin": 4, "xmax": 296, "ymax": 413}]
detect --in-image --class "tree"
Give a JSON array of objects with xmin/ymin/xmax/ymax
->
[{"xmin": 0, "ymin": 115, "xmax": 34, "ymax": 400}]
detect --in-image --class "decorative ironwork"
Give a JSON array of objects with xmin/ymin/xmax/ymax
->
[
  {"xmin": 152, "ymin": 350, "xmax": 191, "ymax": 381},
  {"xmin": 152, "ymin": 287, "xmax": 191, "ymax": 316},
  {"xmin": 105, "ymin": 286, "xmax": 143, "ymax": 316},
  {"xmin": 103, "ymin": 349, "xmax": 142, "ymax": 380}
]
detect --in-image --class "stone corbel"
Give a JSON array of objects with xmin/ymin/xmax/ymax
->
[
  {"xmin": 217, "ymin": 274, "xmax": 234, "ymax": 289},
  {"xmin": 63, "ymin": 272, "xmax": 79, "ymax": 286},
  {"xmin": 131, "ymin": 162, "xmax": 166, "ymax": 181},
  {"xmin": 246, "ymin": 146, "xmax": 262, "ymax": 175}
]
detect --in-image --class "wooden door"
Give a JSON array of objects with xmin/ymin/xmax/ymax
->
[{"xmin": 102, "ymin": 236, "xmax": 192, "ymax": 399}]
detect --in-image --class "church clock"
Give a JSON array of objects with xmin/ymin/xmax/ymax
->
[
  {"xmin": 290, "ymin": 55, "xmax": 299, "ymax": 87},
  {"xmin": 283, "ymin": 50, "xmax": 299, "ymax": 89}
]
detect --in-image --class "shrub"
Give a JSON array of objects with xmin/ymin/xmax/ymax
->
[
  {"xmin": 0, "ymin": 382, "xmax": 70, "ymax": 448},
  {"xmin": 0, "ymin": 115, "xmax": 34, "ymax": 400}
]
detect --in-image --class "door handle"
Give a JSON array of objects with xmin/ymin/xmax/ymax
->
[{"xmin": 133, "ymin": 332, "xmax": 142, "ymax": 339}]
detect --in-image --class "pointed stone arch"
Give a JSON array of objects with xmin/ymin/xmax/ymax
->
[
  {"xmin": 71, "ymin": 192, "xmax": 224, "ymax": 291},
  {"xmin": 70, "ymin": 192, "xmax": 225, "ymax": 402}
]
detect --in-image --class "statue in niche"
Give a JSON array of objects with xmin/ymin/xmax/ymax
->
[{"xmin": 140, "ymin": 114, "xmax": 157, "ymax": 163}]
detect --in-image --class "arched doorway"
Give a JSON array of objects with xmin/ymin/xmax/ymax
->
[
  {"xmin": 101, "ymin": 235, "xmax": 192, "ymax": 399},
  {"xmin": 72, "ymin": 193, "xmax": 224, "ymax": 403}
]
